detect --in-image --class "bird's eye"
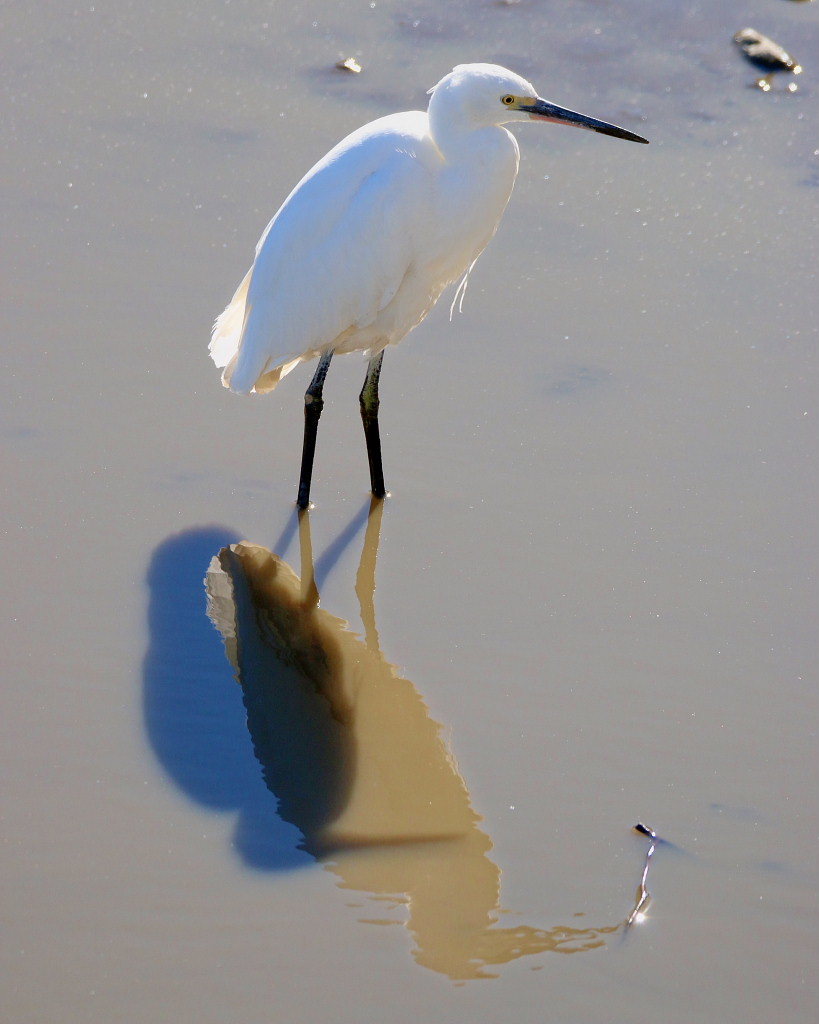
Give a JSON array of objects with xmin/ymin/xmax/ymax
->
[{"xmin": 501, "ymin": 94, "xmax": 515, "ymax": 106}]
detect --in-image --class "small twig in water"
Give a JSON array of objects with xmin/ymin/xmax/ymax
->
[{"xmin": 626, "ymin": 822, "xmax": 659, "ymax": 928}]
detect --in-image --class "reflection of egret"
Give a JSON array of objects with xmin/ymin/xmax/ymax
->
[
  {"xmin": 210, "ymin": 63, "xmax": 649, "ymax": 508},
  {"xmin": 206, "ymin": 501, "xmax": 632, "ymax": 979}
]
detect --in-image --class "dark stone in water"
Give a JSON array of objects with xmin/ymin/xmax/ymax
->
[{"xmin": 733, "ymin": 28, "xmax": 801, "ymax": 73}]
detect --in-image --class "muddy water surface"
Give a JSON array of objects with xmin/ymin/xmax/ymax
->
[{"xmin": 3, "ymin": 1, "xmax": 818, "ymax": 1021}]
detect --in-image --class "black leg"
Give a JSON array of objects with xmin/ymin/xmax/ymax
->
[
  {"xmin": 297, "ymin": 350, "xmax": 333, "ymax": 509},
  {"xmin": 359, "ymin": 351, "xmax": 387, "ymax": 498}
]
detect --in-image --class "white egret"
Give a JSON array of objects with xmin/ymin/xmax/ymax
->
[{"xmin": 211, "ymin": 63, "xmax": 648, "ymax": 508}]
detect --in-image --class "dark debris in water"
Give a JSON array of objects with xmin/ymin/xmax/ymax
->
[
  {"xmin": 626, "ymin": 822, "xmax": 661, "ymax": 929},
  {"xmin": 544, "ymin": 365, "xmax": 612, "ymax": 397},
  {"xmin": 733, "ymin": 28, "xmax": 803, "ymax": 92},
  {"xmin": 733, "ymin": 28, "xmax": 800, "ymax": 71}
]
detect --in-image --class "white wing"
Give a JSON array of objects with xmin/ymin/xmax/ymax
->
[{"xmin": 211, "ymin": 113, "xmax": 436, "ymax": 394}]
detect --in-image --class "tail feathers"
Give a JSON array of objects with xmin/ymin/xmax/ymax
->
[
  {"xmin": 252, "ymin": 356, "xmax": 302, "ymax": 394},
  {"xmin": 222, "ymin": 349, "xmax": 302, "ymax": 394},
  {"xmin": 210, "ymin": 265, "xmax": 304, "ymax": 395},
  {"xmin": 210, "ymin": 267, "xmax": 252, "ymax": 370}
]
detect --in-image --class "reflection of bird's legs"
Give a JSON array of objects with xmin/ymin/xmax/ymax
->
[
  {"xmin": 355, "ymin": 497, "xmax": 385, "ymax": 652},
  {"xmin": 297, "ymin": 509, "xmax": 320, "ymax": 608},
  {"xmin": 359, "ymin": 352, "xmax": 386, "ymax": 499},
  {"xmin": 297, "ymin": 350, "xmax": 333, "ymax": 509}
]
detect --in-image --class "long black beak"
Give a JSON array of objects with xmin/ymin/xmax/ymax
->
[{"xmin": 521, "ymin": 97, "xmax": 649, "ymax": 144}]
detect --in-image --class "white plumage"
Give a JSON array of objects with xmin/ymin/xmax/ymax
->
[{"xmin": 211, "ymin": 65, "xmax": 529, "ymax": 394}]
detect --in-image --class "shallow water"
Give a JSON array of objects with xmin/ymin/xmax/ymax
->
[{"xmin": 3, "ymin": 0, "xmax": 818, "ymax": 1021}]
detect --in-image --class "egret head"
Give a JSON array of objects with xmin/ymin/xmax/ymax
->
[{"xmin": 428, "ymin": 63, "xmax": 648, "ymax": 144}]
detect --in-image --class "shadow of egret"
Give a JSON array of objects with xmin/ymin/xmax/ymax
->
[
  {"xmin": 204, "ymin": 502, "xmax": 627, "ymax": 980},
  {"xmin": 142, "ymin": 525, "xmax": 312, "ymax": 869}
]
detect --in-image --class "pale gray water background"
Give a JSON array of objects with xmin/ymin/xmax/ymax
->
[{"xmin": 2, "ymin": 0, "xmax": 818, "ymax": 1020}]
